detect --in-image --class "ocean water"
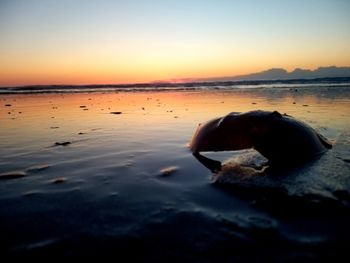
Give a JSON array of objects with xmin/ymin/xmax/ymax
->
[{"xmin": 1, "ymin": 84, "xmax": 350, "ymax": 260}]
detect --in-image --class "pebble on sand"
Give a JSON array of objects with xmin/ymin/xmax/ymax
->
[
  {"xmin": 54, "ymin": 141, "xmax": 71, "ymax": 146},
  {"xmin": 159, "ymin": 166, "xmax": 179, "ymax": 177},
  {"xmin": 49, "ymin": 177, "xmax": 67, "ymax": 184},
  {"xmin": 0, "ymin": 171, "xmax": 26, "ymax": 180}
]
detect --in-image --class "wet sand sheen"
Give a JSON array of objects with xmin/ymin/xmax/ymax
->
[{"xmin": 0, "ymin": 87, "xmax": 350, "ymax": 260}]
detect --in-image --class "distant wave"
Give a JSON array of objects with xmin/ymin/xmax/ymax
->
[{"xmin": 1, "ymin": 78, "xmax": 349, "ymax": 94}]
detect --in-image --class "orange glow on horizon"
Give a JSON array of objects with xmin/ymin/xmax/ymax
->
[
  {"xmin": 2, "ymin": 61, "xmax": 350, "ymax": 87},
  {"xmin": 1, "ymin": 38, "xmax": 350, "ymax": 87}
]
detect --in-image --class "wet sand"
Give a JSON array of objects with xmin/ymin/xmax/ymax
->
[{"xmin": 1, "ymin": 87, "xmax": 350, "ymax": 260}]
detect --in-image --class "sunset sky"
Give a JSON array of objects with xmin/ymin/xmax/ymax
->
[{"xmin": 0, "ymin": 0, "xmax": 349, "ymax": 86}]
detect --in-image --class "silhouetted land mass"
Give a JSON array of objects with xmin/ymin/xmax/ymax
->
[{"xmin": 175, "ymin": 66, "xmax": 350, "ymax": 82}]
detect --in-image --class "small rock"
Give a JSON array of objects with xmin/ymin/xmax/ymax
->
[
  {"xmin": 0, "ymin": 171, "xmax": 26, "ymax": 180},
  {"xmin": 110, "ymin": 111, "xmax": 122, "ymax": 115},
  {"xmin": 159, "ymin": 166, "xmax": 179, "ymax": 177},
  {"xmin": 49, "ymin": 177, "xmax": 67, "ymax": 184},
  {"xmin": 54, "ymin": 141, "xmax": 71, "ymax": 146}
]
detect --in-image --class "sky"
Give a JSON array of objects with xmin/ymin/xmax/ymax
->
[{"xmin": 0, "ymin": 0, "xmax": 349, "ymax": 86}]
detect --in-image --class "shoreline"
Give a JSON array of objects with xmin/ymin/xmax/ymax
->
[{"xmin": 1, "ymin": 76, "xmax": 350, "ymax": 91}]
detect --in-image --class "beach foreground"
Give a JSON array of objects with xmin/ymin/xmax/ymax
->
[{"xmin": 1, "ymin": 86, "xmax": 350, "ymax": 260}]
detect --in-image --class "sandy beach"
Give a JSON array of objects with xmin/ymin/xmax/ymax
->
[{"xmin": 1, "ymin": 86, "xmax": 350, "ymax": 260}]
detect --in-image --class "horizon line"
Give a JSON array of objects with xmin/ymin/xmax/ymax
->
[
  {"xmin": 2, "ymin": 76, "xmax": 350, "ymax": 90},
  {"xmin": 1, "ymin": 65, "xmax": 349, "ymax": 88}
]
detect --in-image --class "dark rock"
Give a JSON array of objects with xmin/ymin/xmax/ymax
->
[
  {"xmin": 0, "ymin": 171, "xmax": 26, "ymax": 180},
  {"xmin": 54, "ymin": 141, "xmax": 71, "ymax": 146}
]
